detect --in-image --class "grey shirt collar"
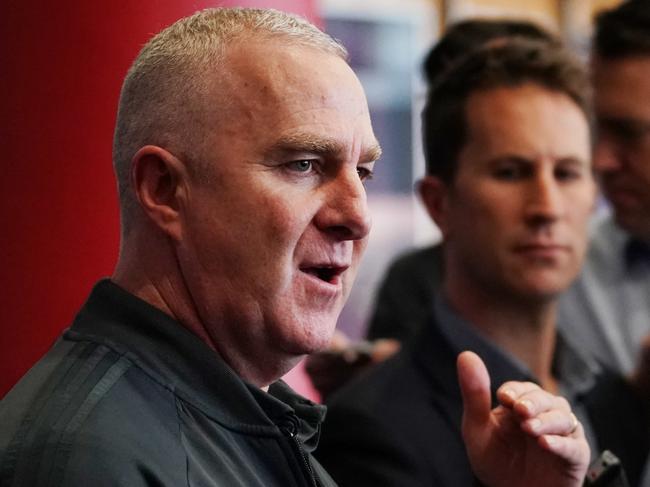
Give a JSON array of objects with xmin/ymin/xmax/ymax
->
[{"xmin": 434, "ymin": 293, "xmax": 601, "ymax": 402}]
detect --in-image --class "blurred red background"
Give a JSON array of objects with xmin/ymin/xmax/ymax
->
[{"xmin": 0, "ymin": 0, "xmax": 319, "ymax": 396}]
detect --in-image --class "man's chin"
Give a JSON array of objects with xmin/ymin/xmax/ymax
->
[
  {"xmin": 519, "ymin": 283, "xmax": 567, "ymax": 303},
  {"xmin": 292, "ymin": 334, "xmax": 335, "ymax": 356},
  {"xmin": 509, "ymin": 273, "xmax": 573, "ymax": 302},
  {"xmin": 275, "ymin": 323, "xmax": 337, "ymax": 357}
]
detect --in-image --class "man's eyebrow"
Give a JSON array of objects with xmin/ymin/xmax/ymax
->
[
  {"xmin": 270, "ymin": 134, "xmax": 382, "ymax": 162},
  {"xmin": 487, "ymin": 154, "xmax": 535, "ymax": 165},
  {"xmin": 364, "ymin": 143, "xmax": 382, "ymax": 163}
]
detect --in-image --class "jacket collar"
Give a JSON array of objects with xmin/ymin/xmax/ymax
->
[
  {"xmin": 411, "ymin": 294, "xmax": 598, "ymax": 406},
  {"xmin": 410, "ymin": 296, "xmax": 533, "ymax": 408},
  {"xmin": 67, "ymin": 279, "xmax": 326, "ymax": 444}
]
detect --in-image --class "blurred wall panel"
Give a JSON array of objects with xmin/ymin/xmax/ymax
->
[{"xmin": 444, "ymin": 0, "xmax": 560, "ymax": 28}]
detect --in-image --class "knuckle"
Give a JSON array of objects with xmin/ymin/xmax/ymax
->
[{"xmin": 556, "ymin": 396, "xmax": 571, "ymax": 411}]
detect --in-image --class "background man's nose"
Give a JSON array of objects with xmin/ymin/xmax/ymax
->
[{"xmin": 524, "ymin": 172, "xmax": 564, "ymax": 225}]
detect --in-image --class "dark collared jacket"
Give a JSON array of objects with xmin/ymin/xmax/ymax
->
[
  {"xmin": 316, "ymin": 307, "xmax": 649, "ymax": 487},
  {"xmin": 0, "ymin": 280, "xmax": 335, "ymax": 487}
]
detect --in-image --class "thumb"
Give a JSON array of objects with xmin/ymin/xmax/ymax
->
[{"xmin": 457, "ymin": 351, "xmax": 492, "ymax": 431}]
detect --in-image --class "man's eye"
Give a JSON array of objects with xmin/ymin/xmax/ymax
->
[
  {"xmin": 357, "ymin": 167, "xmax": 374, "ymax": 182},
  {"xmin": 493, "ymin": 166, "xmax": 521, "ymax": 180},
  {"xmin": 287, "ymin": 160, "xmax": 313, "ymax": 172},
  {"xmin": 555, "ymin": 168, "xmax": 580, "ymax": 181},
  {"xmin": 492, "ymin": 159, "xmax": 533, "ymax": 181}
]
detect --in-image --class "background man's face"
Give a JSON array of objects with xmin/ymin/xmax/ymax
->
[
  {"xmin": 593, "ymin": 56, "xmax": 650, "ymax": 241},
  {"xmin": 442, "ymin": 83, "xmax": 594, "ymax": 302},
  {"xmin": 175, "ymin": 40, "xmax": 378, "ymax": 369}
]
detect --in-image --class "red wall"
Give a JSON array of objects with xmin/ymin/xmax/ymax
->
[{"xmin": 0, "ymin": 0, "xmax": 319, "ymax": 396}]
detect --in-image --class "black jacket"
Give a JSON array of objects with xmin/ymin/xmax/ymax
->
[
  {"xmin": 316, "ymin": 309, "xmax": 649, "ymax": 487},
  {"xmin": 366, "ymin": 245, "xmax": 442, "ymax": 342},
  {"xmin": 0, "ymin": 280, "xmax": 335, "ymax": 487}
]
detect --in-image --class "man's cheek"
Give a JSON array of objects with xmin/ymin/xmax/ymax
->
[{"xmin": 354, "ymin": 237, "xmax": 370, "ymax": 258}]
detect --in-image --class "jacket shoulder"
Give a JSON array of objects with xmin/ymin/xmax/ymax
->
[
  {"xmin": 0, "ymin": 338, "xmax": 185, "ymax": 486},
  {"xmin": 317, "ymin": 347, "xmax": 471, "ymax": 486}
]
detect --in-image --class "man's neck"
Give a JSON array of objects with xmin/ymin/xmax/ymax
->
[
  {"xmin": 444, "ymin": 281, "xmax": 559, "ymax": 393},
  {"xmin": 113, "ymin": 238, "xmax": 305, "ymax": 390}
]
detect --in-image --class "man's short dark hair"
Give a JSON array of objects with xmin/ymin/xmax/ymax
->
[
  {"xmin": 423, "ymin": 19, "xmax": 559, "ymax": 85},
  {"xmin": 422, "ymin": 38, "xmax": 592, "ymax": 182},
  {"xmin": 595, "ymin": 0, "xmax": 650, "ymax": 59}
]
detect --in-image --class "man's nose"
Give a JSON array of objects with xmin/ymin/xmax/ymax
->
[
  {"xmin": 525, "ymin": 172, "xmax": 564, "ymax": 224},
  {"xmin": 315, "ymin": 171, "xmax": 372, "ymax": 241}
]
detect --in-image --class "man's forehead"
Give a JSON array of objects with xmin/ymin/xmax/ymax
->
[
  {"xmin": 215, "ymin": 41, "xmax": 363, "ymax": 114},
  {"xmin": 468, "ymin": 83, "xmax": 586, "ymax": 122},
  {"xmin": 225, "ymin": 38, "xmax": 347, "ymax": 85},
  {"xmin": 209, "ymin": 39, "xmax": 376, "ymax": 152},
  {"xmin": 461, "ymin": 84, "xmax": 590, "ymax": 159}
]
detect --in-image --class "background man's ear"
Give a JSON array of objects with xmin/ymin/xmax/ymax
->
[
  {"xmin": 131, "ymin": 145, "xmax": 187, "ymax": 241},
  {"xmin": 418, "ymin": 175, "xmax": 450, "ymax": 237}
]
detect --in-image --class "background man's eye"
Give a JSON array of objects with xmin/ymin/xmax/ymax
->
[
  {"xmin": 555, "ymin": 168, "xmax": 580, "ymax": 181},
  {"xmin": 494, "ymin": 167, "xmax": 519, "ymax": 180},
  {"xmin": 289, "ymin": 160, "xmax": 313, "ymax": 172}
]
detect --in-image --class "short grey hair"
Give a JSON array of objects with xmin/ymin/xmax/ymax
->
[{"xmin": 112, "ymin": 7, "xmax": 347, "ymax": 232}]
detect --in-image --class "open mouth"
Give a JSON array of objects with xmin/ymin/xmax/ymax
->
[{"xmin": 301, "ymin": 266, "xmax": 344, "ymax": 284}]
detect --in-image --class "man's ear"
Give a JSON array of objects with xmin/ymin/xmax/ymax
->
[
  {"xmin": 418, "ymin": 175, "xmax": 450, "ymax": 237},
  {"xmin": 131, "ymin": 145, "xmax": 187, "ymax": 241}
]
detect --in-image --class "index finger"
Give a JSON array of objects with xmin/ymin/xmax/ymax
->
[
  {"xmin": 498, "ymin": 382, "xmax": 572, "ymax": 419},
  {"xmin": 496, "ymin": 381, "xmax": 539, "ymax": 408}
]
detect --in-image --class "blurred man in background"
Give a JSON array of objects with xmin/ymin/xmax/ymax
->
[
  {"xmin": 365, "ymin": 18, "xmax": 560, "ymax": 344},
  {"xmin": 558, "ymin": 0, "xmax": 650, "ymax": 382},
  {"xmin": 309, "ymin": 4, "xmax": 650, "ymax": 431},
  {"xmin": 561, "ymin": 4, "xmax": 650, "ymax": 482},
  {"xmin": 316, "ymin": 38, "xmax": 648, "ymax": 487}
]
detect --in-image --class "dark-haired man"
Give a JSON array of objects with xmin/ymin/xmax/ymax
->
[
  {"xmin": 366, "ymin": 18, "xmax": 559, "ymax": 343},
  {"xmin": 316, "ymin": 38, "xmax": 648, "ymax": 487}
]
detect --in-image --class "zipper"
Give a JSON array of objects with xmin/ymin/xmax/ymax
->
[{"xmin": 280, "ymin": 418, "xmax": 319, "ymax": 487}]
